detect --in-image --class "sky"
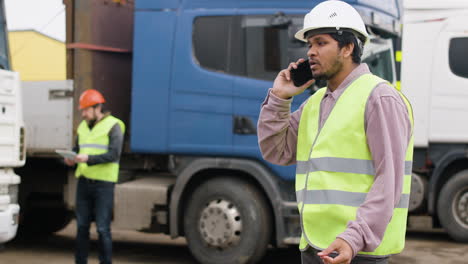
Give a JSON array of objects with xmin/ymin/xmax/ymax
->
[{"xmin": 5, "ymin": 0, "xmax": 66, "ymax": 42}]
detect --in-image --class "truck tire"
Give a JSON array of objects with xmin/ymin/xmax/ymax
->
[
  {"xmin": 183, "ymin": 177, "xmax": 272, "ymax": 264},
  {"xmin": 437, "ymin": 169, "xmax": 468, "ymax": 242}
]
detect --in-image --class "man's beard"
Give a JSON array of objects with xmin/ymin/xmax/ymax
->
[{"xmin": 313, "ymin": 56, "xmax": 343, "ymax": 82}]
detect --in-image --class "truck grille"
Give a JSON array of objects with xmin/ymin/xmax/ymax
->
[
  {"xmin": 0, "ymin": 184, "xmax": 7, "ymax": 195},
  {"xmin": 19, "ymin": 127, "xmax": 25, "ymax": 161},
  {"xmin": 8, "ymin": 185, "xmax": 18, "ymax": 204}
]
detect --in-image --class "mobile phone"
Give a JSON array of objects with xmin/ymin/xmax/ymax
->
[{"xmin": 290, "ymin": 59, "xmax": 314, "ymax": 87}]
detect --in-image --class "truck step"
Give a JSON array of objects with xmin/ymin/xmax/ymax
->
[{"xmin": 113, "ymin": 173, "xmax": 175, "ymax": 231}]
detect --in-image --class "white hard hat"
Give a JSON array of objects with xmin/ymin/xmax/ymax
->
[{"xmin": 295, "ymin": 0, "xmax": 369, "ymax": 43}]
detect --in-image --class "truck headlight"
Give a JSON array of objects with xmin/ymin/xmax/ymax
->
[{"xmin": 8, "ymin": 185, "xmax": 18, "ymax": 204}]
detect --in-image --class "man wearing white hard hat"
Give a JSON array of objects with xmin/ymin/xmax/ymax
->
[{"xmin": 258, "ymin": 1, "xmax": 413, "ymax": 264}]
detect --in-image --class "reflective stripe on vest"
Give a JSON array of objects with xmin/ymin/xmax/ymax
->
[
  {"xmin": 296, "ymin": 74, "xmax": 414, "ymax": 256},
  {"xmin": 79, "ymin": 144, "xmax": 108, "ymax": 150},
  {"xmin": 296, "ymin": 189, "xmax": 410, "ymax": 209},
  {"xmin": 75, "ymin": 115, "xmax": 126, "ymax": 183},
  {"xmin": 296, "ymin": 157, "xmax": 413, "ymax": 175}
]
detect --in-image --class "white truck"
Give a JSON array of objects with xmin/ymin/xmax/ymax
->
[
  {"xmin": 402, "ymin": 0, "xmax": 468, "ymax": 241},
  {"xmin": 0, "ymin": 69, "xmax": 24, "ymax": 245},
  {"xmin": 0, "ymin": 0, "xmax": 25, "ymax": 245}
]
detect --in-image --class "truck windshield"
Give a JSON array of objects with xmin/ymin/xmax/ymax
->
[
  {"xmin": 242, "ymin": 15, "xmax": 395, "ymax": 83},
  {"xmin": 193, "ymin": 14, "xmax": 395, "ymax": 84},
  {"xmin": 362, "ymin": 38, "xmax": 394, "ymax": 83},
  {"xmin": 0, "ymin": 1, "xmax": 9, "ymax": 70},
  {"xmin": 242, "ymin": 15, "xmax": 308, "ymax": 81}
]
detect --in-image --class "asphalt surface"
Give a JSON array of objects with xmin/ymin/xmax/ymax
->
[{"xmin": 0, "ymin": 221, "xmax": 467, "ymax": 264}]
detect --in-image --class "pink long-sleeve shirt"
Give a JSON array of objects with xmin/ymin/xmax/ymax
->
[{"xmin": 257, "ymin": 63, "xmax": 412, "ymax": 256}]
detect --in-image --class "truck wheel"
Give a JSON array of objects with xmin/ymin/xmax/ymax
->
[
  {"xmin": 20, "ymin": 207, "xmax": 72, "ymax": 236},
  {"xmin": 183, "ymin": 177, "xmax": 272, "ymax": 264},
  {"xmin": 437, "ymin": 169, "xmax": 468, "ymax": 242}
]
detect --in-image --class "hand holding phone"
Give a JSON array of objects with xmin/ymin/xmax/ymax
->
[
  {"xmin": 290, "ymin": 59, "xmax": 314, "ymax": 87},
  {"xmin": 272, "ymin": 59, "xmax": 315, "ymax": 99}
]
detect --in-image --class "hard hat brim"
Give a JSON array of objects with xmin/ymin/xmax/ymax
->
[
  {"xmin": 79, "ymin": 103, "xmax": 101, "ymax": 110},
  {"xmin": 294, "ymin": 27, "xmax": 368, "ymax": 44}
]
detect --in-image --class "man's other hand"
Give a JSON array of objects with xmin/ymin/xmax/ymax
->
[
  {"xmin": 317, "ymin": 238, "xmax": 353, "ymax": 264},
  {"xmin": 75, "ymin": 154, "xmax": 89, "ymax": 163},
  {"xmin": 64, "ymin": 158, "xmax": 76, "ymax": 166}
]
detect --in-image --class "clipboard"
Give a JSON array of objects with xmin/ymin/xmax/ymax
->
[{"xmin": 55, "ymin": 150, "xmax": 77, "ymax": 159}]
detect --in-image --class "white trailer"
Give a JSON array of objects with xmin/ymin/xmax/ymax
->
[{"xmin": 402, "ymin": 0, "xmax": 468, "ymax": 241}]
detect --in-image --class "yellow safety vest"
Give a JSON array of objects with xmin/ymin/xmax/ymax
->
[
  {"xmin": 296, "ymin": 74, "xmax": 414, "ymax": 256},
  {"xmin": 75, "ymin": 115, "xmax": 125, "ymax": 183}
]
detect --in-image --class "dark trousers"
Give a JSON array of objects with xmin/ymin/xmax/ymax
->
[
  {"xmin": 301, "ymin": 247, "xmax": 389, "ymax": 264},
  {"xmin": 75, "ymin": 177, "xmax": 115, "ymax": 264}
]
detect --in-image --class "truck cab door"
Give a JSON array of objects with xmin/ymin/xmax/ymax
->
[
  {"xmin": 231, "ymin": 13, "xmax": 310, "ymax": 181},
  {"xmin": 169, "ymin": 12, "xmax": 234, "ymax": 154},
  {"xmin": 400, "ymin": 16, "xmax": 443, "ymax": 148},
  {"xmin": 429, "ymin": 15, "xmax": 468, "ymax": 143}
]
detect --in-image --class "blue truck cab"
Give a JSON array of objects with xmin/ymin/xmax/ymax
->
[{"xmin": 131, "ymin": 0, "xmax": 401, "ymax": 176}]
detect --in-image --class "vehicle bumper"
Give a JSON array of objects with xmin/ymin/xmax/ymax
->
[{"xmin": 0, "ymin": 204, "xmax": 19, "ymax": 243}]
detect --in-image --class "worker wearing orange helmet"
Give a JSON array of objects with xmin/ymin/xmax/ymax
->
[{"xmin": 64, "ymin": 89, "xmax": 125, "ymax": 264}]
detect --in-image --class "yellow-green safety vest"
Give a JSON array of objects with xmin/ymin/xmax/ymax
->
[
  {"xmin": 296, "ymin": 74, "xmax": 414, "ymax": 256},
  {"xmin": 75, "ymin": 115, "xmax": 125, "ymax": 183}
]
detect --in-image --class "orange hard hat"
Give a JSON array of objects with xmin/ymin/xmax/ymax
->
[{"xmin": 79, "ymin": 89, "xmax": 106, "ymax": 109}]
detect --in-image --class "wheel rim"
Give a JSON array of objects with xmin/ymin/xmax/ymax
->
[
  {"xmin": 199, "ymin": 199, "xmax": 242, "ymax": 249},
  {"xmin": 452, "ymin": 186, "xmax": 468, "ymax": 229}
]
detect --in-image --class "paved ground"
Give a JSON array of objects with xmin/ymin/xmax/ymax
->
[{"xmin": 0, "ymin": 221, "xmax": 467, "ymax": 264}]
